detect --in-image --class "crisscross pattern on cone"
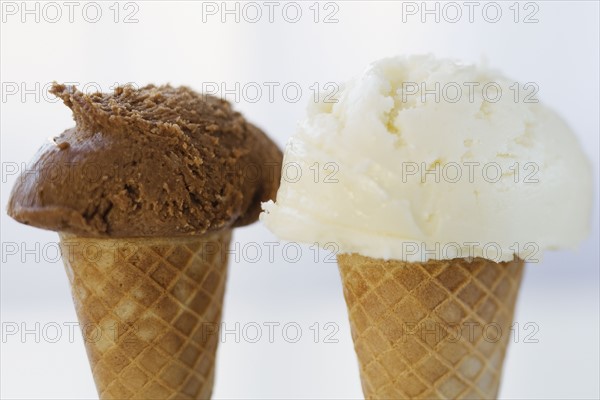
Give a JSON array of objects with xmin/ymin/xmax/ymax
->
[
  {"xmin": 60, "ymin": 231, "xmax": 231, "ymax": 399},
  {"xmin": 338, "ymin": 254, "xmax": 524, "ymax": 399}
]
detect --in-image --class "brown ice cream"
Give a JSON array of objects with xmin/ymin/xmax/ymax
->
[
  {"xmin": 7, "ymin": 83, "xmax": 282, "ymax": 237},
  {"xmin": 6, "ymin": 83, "xmax": 283, "ymax": 399}
]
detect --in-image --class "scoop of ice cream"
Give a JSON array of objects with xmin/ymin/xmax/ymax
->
[
  {"xmin": 261, "ymin": 55, "xmax": 593, "ymax": 262},
  {"xmin": 8, "ymin": 83, "xmax": 282, "ymax": 237}
]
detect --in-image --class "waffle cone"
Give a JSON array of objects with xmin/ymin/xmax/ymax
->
[
  {"xmin": 338, "ymin": 254, "xmax": 524, "ymax": 399},
  {"xmin": 59, "ymin": 230, "xmax": 232, "ymax": 399}
]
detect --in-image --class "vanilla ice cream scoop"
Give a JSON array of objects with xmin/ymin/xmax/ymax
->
[{"xmin": 261, "ymin": 55, "xmax": 593, "ymax": 262}]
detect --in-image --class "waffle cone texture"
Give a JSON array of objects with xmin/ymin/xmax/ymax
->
[
  {"xmin": 59, "ymin": 230, "xmax": 232, "ymax": 399},
  {"xmin": 338, "ymin": 254, "xmax": 524, "ymax": 399}
]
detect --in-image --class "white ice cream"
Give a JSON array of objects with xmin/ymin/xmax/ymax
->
[{"xmin": 261, "ymin": 55, "xmax": 593, "ymax": 262}]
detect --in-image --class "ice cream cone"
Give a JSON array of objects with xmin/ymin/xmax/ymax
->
[
  {"xmin": 261, "ymin": 56, "xmax": 592, "ymax": 397},
  {"xmin": 338, "ymin": 254, "xmax": 524, "ymax": 399},
  {"xmin": 6, "ymin": 83, "xmax": 282, "ymax": 398},
  {"xmin": 59, "ymin": 230, "xmax": 231, "ymax": 399}
]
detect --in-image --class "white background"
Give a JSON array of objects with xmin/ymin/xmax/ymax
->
[{"xmin": 1, "ymin": 1, "xmax": 599, "ymax": 399}]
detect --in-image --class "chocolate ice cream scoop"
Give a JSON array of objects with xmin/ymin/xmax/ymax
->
[{"xmin": 7, "ymin": 83, "xmax": 282, "ymax": 237}]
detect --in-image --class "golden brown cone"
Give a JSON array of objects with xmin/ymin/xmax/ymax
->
[
  {"xmin": 59, "ymin": 231, "xmax": 231, "ymax": 399},
  {"xmin": 338, "ymin": 254, "xmax": 524, "ymax": 399}
]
